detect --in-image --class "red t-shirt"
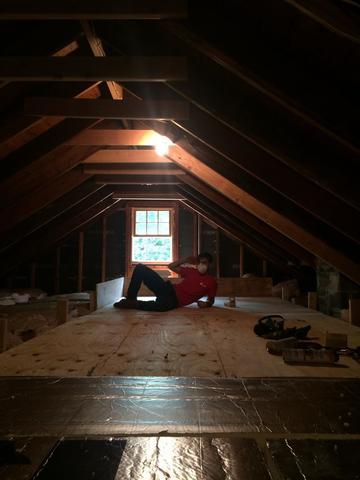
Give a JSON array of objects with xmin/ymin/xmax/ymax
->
[{"xmin": 173, "ymin": 265, "xmax": 217, "ymax": 307}]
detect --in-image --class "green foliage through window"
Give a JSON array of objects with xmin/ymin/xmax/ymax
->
[{"xmin": 132, "ymin": 236, "xmax": 172, "ymax": 262}]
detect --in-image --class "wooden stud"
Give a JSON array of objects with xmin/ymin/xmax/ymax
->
[
  {"xmin": 349, "ymin": 298, "xmax": 360, "ymax": 327},
  {"xmin": 193, "ymin": 213, "xmax": 198, "ymax": 257},
  {"xmin": 239, "ymin": 243, "xmax": 244, "ymax": 277},
  {"xmin": 55, "ymin": 247, "xmax": 61, "ymax": 294},
  {"xmin": 0, "ymin": 1, "xmax": 188, "ymax": 20},
  {"xmin": 101, "ymin": 216, "xmax": 107, "ymax": 283},
  {"xmin": 308, "ymin": 292, "xmax": 318, "ymax": 310},
  {"xmin": 262, "ymin": 259, "xmax": 267, "ymax": 277},
  {"xmin": 216, "ymin": 228, "xmax": 220, "ymax": 278},
  {"xmin": 78, "ymin": 232, "xmax": 84, "ymax": 292},
  {"xmin": 0, "ymin": 318, "xmax": 8, "ymax": 353},
  {"xmin": 30, "ymin": 262, "xmax": 37, "ymax": 288},
  {"xmin": 88, "ymin": 291, "xmax": 97, "ymax": 313},
  {"xmin": 56, "ymin": 298, "xmax": 69, "ymax": 325},
  {"xmin": 282, "ymin": 286, "xmax": 290, "ymax": 302},
  {"xmin": 25, "ymin": 97, "xmax": 189, "ymax": 119},
  {"xmin": 197, "ymin": 214, "xmax": 202, "ymax": 254}
]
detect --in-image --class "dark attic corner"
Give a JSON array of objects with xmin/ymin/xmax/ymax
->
[{"xmin": 0, "ymin": 1, "xmax": 359, "ymax": 479}]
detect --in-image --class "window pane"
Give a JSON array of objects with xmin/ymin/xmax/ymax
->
[
  {"xmin": 147, "ymin": 211, "xmax": 157, "ymax": 223},
  {"xmin": 147, "ymin": 223, "xmax": 158, "ymax": 235},
  {"xmin": 158, "ymin": 223, "xmax": 169, "ymax": 235},
  {"xmin": 135, "ymin": 223, "xmax": 146, "ymax": 235},
  {"xmin": 159, "ymin": 211, "xmax": 169, "ymax": 222},
  {"xmin": 132, "ymin": 237, "xmax": 172, "ymax": 262},
  {"xmin": 136, "ymin": 211, "xmax": 146, "ymax": 222}
]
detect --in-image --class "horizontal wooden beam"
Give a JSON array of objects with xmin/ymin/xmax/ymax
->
[
  {"xmin": 167, "ymin": 144, "xmax": 360, "ymax": 284},
  {"xmin": 1, "ymin": 57, "xmax": 187, "ymax": 81},
  {"xmin": 83, "ymin": 149, "xmax": 172, "ymax": 164},
  {"xmin": 94, "ymin": 175, "xmax": 181, "ymax": 185},
  {"xmin": 83, "ymin": 166, "xmax": 185, "ymax": 175},
  {"xmin": 113, "ymin": 192, "xmax": 185, "ymax": 200},
  {"xmin": 68, "ymin": 129, "xmax": 165, "ymax": 147},
  {"xmin": 0, "ymin": 1, "xmax": 187, "ymax": 19},
  {"xmin": 25, "ymin": 98, "xmax": 189, "ymax": 120}
]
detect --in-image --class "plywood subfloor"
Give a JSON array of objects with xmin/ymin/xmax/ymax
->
[{"xmin": 0, "ymin": 297, "xmax": 359, "ymax": 378}]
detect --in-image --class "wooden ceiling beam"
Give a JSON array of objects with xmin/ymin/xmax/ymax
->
[
  {"xmin": 0, "ymin": 1, "xmax": 187, "ymax": 20},
  {"xmin": 0, "ymin": 57, "xmax": 187, "ymax": 82},
  {"xmin": 1, "ymin": 192, "xmax": 120, "ymax": 277},
  {"xmin": 0, "ymin": 83, "xmax": 102, "ymax": 159},
  {"xmin": 179, "ymin": 175, "xmax": 314, "ymax": 263},
  {"xmin": 180, "ymin": 198, "xmax": 290, "ymax": 270},
  {"xmin": 25, "ymin": 98, "xmax": 189, "ymax": 120},
  {"xmin": 0, "ymin": 169, "xmax": 91, "ymax": 235},
  {"xmin": 167, "ymin": 144, "xmax": 360, "ymax": 284},
  {"xmin": 0, "ymin": 181, "xmax": 104, "ymax": 254},
  {"xmin": 83, "ymin": 166, "xmax": 185, "ymax": 175},
  {"xmin": 0, "ymin": 144, "xmax": 99, "ymax": 207},
  {"xmin": 67, "ymin": 129, "xmax": 164, "ymax": 147},
  {"xmin": 173, "ymin": 105, "xmax": 360, "ymax": 242},
  {"xmin": 94, "ymin": 175, "xmax": 181, "ymax": 185},
  {"xmin": 82, "ymin": 149, "xmax": 172, "ymax": 164}
]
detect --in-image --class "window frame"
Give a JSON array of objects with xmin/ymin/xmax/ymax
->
[{"xmin": 132, "ymin": 208, "xmax": 172, "ymax": 238}]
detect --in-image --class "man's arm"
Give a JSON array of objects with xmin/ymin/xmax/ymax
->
[
  {"xmin": 197, "ymin": 297, "xmax": 215, "ymax": 308},
  {"xmin": 168, "ymin": 256, "xmax": 197, "ymax": 274}
]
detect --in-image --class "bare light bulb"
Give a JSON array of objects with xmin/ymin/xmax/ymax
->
[{"xmin": 155, "ymin": 135, "xmax": 172, "ymax": 157}]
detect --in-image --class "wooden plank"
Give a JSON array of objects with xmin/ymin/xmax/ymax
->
[
  {"xmin": 94, "ymin": 175, "xmax": 182, "ymax": 185},
  {"xmin": 0, "ymin": 170, "xmax": 91, "ymax": 234},
  {"xmin": 81, "ymin": 20, "xmax": 123, "ymax": 100},
  {"xmin": 25, "ymin": 97, "xmax": 189, "ymax": 119},
  {"xmin": 1, "ymin": 57, "xmax": 187, "ymax": 81},
  {"xmin": 282, "ymin": 287, "xmax": 290, "ymax": 301},
  {"xmin": 349, "ymin": 299, "xmax": 360, "ymax": 327},
  {"xmin": 67, "ymin": 129, "xmax": 164, "ymax": 146},
  {"xmin": 308, "ymin": 291, "xmax": 318, "ymax": 310},
  {"xmin": 56, "ymin": 298, "xmax": 69, "ymax": 325},
  {"xmin": 0, "ymin": 83, "xmax": 101, "ymax": 159},
  {"xmin": 179, "ymin": 171, "xmax": 314, "ymax": 263},
  {"xmin": 96, "ymin": 278, "xmax": 124, "ymax": 309},
  {"xmin": 88, "ymin": 291, "xmax": 97, "ymax": 313},
  {"xmin": 174, "ymin": 105, "xmax": 360, "ymax": 243},
  {"xmin": 181, "ymin": 199, "xmax": 289, "ymax": 269},
  {"xmin": 55, "ymin": 247, "xmax": 61, "ymax": 294},
  {"xmin": 113, "ymin": 192, "xmax": 185, "ymax": 200},
  {"xmin": 0, "ymin": 143, "xmax": 98, "ymax": 207},
  {"xmin": 78, "ymin": 232, "xmax": 84, "ymax": 292},
  {"xmin": 169, "ymin": 145, "xmax": 360, "ymax": 284},
  {"xmin": 0, "ymin": 0, "xmax": 187, "ymax": 19},
  {"xmin": 262, "ymin": 259, "xmax": 267, "ymax": 277},
  {"xmin": 83, "ymin": 166, "xmax": 185, "ymax": 175},
  {"xmin": 83, "ymin": 150, "xmax": 172, "ymax": 164}
]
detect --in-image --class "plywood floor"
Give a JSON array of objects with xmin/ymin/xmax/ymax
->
[{"xmin": 0, "ymin": 297, "xmax": 359, "ymax": 378}]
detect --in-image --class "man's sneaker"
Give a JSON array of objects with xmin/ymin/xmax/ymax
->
[{"xmin": 113, "ymin": 299, "xmax": 138, "ymax": 309}]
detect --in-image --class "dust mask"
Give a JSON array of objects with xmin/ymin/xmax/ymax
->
[{"xmin": 197, "ymin": 263, "xmax": 207, "ymax": 274}]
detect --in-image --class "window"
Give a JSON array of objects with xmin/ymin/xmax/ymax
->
[{"xmin": 131, "ymin": 209, "xmax": 173, "ymax": 263}]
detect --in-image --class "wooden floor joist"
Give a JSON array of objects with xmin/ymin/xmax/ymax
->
[
  {"xmin": 0, "ymin": 0, "xmax": 187, "ymax": 20},
  {"xmin": 1, "ymin": 57, "xmax": 187, "ymax": 82},
  {"xmin": 25, "ymin": 98, "xmax": 189, "ymax": 120}
]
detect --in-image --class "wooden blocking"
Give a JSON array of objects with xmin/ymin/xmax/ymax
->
[
  {"xmin": 341, "ymin": 309, "xmax": 349, "ymax": 323},
  {"xmin": 349, "ymin": 298, "xmax": 360, "ymax": 327},
  {"xmin": 88, "ymin": 291, "xmax": 97, "ymax": 313},
  {"xmin": 307, "ymin": 291, "xmax": 318, "ymax": 310},
  {"xmin": 0, "ymin": 318, "xmax": 8, "ymax": 353},
  {"xmin": 96, "ymin": 277, "xmax": 124, "ymax": 309},
  {"xmin": 281, "ymin": 286, "xmax": 290, "ymax": 301},
  {"xmin": 325, "ymin": 332, "xmax": 348, "ymax": 349},
  {"xmin": 56, "ymin": 299, "xmax": 69, "ymax": 325}
]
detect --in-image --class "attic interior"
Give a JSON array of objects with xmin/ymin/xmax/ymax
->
[{"xmin": 0, "ymin": 1, "xmax": 359, "ymax": 478}]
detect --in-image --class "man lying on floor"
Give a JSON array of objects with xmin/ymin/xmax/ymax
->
[{"xmin": 114, "ymin": 252, "xmax": 217, "ymax": 311}]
